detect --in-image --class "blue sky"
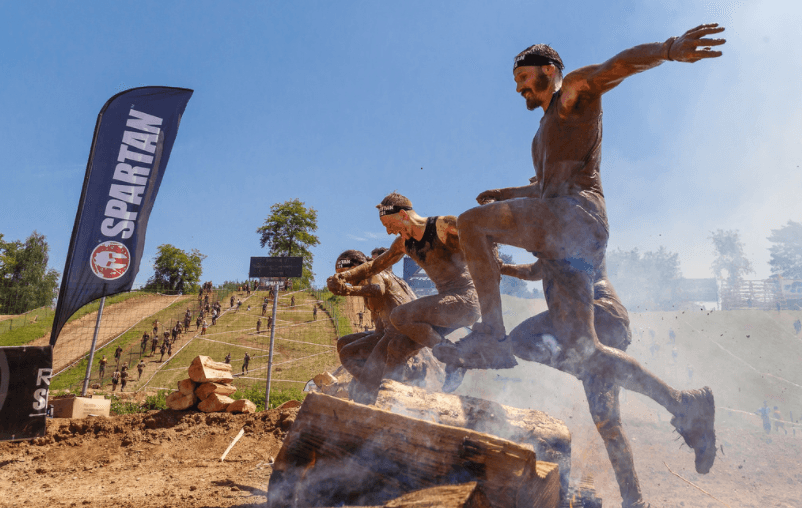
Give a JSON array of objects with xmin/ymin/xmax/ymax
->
[{"xmin": 1, "ymin": 1, "xmax": 799, "ymax": 288}]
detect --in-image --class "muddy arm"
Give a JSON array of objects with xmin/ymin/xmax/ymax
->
[
  {"xmin": 501, "ymin": 261, "xmax": 543, "ymax": 281},
  {"xmin": 337, "ymin": 237, "xmax": 405, "ymax": 284},
  {"xmin": 338, "ymin": 274, "xmax": 387, "ymax": 298},
  {"xmin": 476, "ymin": 183, "xmax": 540, "ymax": 204},
  {"xmin": 564, "ymin": 24, "xmax": 726, "ymax": 99}
]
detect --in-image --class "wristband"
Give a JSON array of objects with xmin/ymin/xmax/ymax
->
[{"xmin": 666, "ymin": 37, "xmax": 677, "ymax": 61}]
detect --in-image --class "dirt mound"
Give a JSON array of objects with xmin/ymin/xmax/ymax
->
[{"xmin": 0, "ymin": 408, "xmax": 297, "ymax": 508}]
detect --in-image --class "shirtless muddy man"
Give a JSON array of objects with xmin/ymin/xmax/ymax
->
[{"xmin": 427, "ymin": 23, "xmax": 725, "ymax": 505}]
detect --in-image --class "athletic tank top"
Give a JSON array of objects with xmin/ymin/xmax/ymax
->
[{"xmin": 404, "ymin": 216, "xmax": 474, "ymax": 293}]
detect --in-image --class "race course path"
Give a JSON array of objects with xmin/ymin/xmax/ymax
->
[{"xmin": 31, "ymin": 294, "xmax": 191, "ymax": 373}]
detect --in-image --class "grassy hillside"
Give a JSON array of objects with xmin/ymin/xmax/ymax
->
[
  {"xmin": 50, "ymin": 289, "xmax": 345, "ymax": 410},
  {"xmin": 0, "ymin": 292, "xmax": 150, "ymax": 347}
]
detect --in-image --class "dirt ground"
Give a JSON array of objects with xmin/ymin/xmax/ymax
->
[
  {"xmin": 1, "ymin": 398, "xmax": 799, "ymax": 508},
  {"xmin": 3, "ymin": 301, "xmax": 800, "ymax": 507},
  {"xmin": 30, "ymin": 294, "xmax": 190, "ymax": 373},
  {"xmin": 0, "ymin": 407, "xmax": 296, "ymax": 508}
]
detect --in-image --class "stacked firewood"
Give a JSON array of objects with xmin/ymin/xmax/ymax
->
[{"xmin": 165, "ymin": 355, "xmax": 257, "ymax": 414}]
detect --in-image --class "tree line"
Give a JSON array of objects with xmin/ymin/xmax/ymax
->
[
  {"xmin": 606, "ymin": 221, "xmax": 802, "ymax": 311},
  {"xmin": 2, "ymin": 216, "xmax": 798, "ymax": 315}
]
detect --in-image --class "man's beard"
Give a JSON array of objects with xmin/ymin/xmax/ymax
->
[{"xmin": 524, "ymin": 71, "xmax": 551, "ymax": 110}]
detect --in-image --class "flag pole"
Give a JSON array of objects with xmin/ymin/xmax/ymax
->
[{"xmin": 81, "ymin": 291, "xmax": 107, "ymax": 396}]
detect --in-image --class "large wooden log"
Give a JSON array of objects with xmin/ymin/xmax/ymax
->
[
  {"xmin": 266, "ymin": 393, "xmax": 560, "ymax": 508},
  {"xmin": 383, "ymin": 482, "xmax": 490, "ymax": 507},
  {"xmin": 320, "ymin": 482, "xmax": 491, "ymax": 508},
  {"xmin": 375, "ymin": 380, "xmax": 571, "ymax": 496},
  {"xmin": 165, "ymin": 391, "xmax": 197, "ymax": 410},
  {"xmin": 197, "ymin": 393, "xmax": 234, "ymax": 413},
  {"xmin": 226, "ymin": 399, "xmax": 257, "ymax": 414},
  {"xmin": 188, "ymin": 355, "xmax": 234, "ymax": 384},
  {"xmin": 178, "ymin": 378, "xmax": 197, "ymax": 396},
  {"xmin": 195, "ymin": 381, "xmax": 237, "ymax": 400}
]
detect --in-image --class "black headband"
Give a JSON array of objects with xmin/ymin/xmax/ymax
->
[
  {"xmin": 378, "ymin": 204, "xmax": 412, "ymax": 217},
  {"xmin": 336, "ymin": 258, "xmax": 361, "ymax": 269},
  {"xmin": 514, "ymin": 53, "xmax": 563, "ymax": 71}
]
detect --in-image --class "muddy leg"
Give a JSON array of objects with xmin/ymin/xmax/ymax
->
[
  {"xmin": 390, "ymin": 294, "xmax": 480, "ymax": 349},
  {"xmin": 338, "ymin": 332, "xmax": 381, "ymax": 383},
  {"xmin": 583, "ymin": 378, "xmax": 645, "ymax": 508},
  {"xmin": 543, "ymin": 260, "xmax": 683, "ymax": 415}
]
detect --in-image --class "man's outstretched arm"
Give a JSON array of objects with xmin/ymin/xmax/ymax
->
[
  {"xmin": 336, "ymin": 236, "xmax": 405, "ymax": 284},
  {"xmin": 563, "ymin": 23, "xmax": 726, "ymax": 100}
]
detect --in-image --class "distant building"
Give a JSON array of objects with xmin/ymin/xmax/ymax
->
[
  {"xmin": 403, "ymin": 256, "xmax": 437, "ymax": 297},
  {"xmin": 719, "ymin": 277, "xmax": 802, "ymax": 310}
]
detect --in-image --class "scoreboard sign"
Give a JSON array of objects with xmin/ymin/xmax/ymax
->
[{"xmin": 249, "ymin": 257, "xmax": 303, "ymax": 278}]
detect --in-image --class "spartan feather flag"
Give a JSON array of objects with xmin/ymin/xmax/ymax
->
[{"xmin": 50, "ymin": 87, "xmax": 193, "ymax": 345}]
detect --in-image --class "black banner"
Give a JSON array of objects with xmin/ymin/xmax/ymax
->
[
  {"xmin": 0, "ymin": 346, "xmax": 52, "ymax": 441},
  {"xmin": 249, "ymin": 257, "xmax": 303, "ymax": 278},
  {"xmin": 50, "ymin": 87, "xmax": 193, "ymax": 344}
]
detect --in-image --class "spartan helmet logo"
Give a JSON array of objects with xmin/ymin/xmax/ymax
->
[{"xmin": 89, "ymin": 241, "xmax": 131, "ymax": 280}]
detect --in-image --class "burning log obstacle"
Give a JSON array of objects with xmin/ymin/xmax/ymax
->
[
  {"xmin": 266, "ymin": 392, "xmax": 561, "ymax": 508},
  {"xmin": 165, "ymin": 355, "xmax": 256, "ymax": 414},
  {"xmin": 318, "ymin": 482, "xmax": 491, "ymax": 508},
  {"xmin": 375, "ymin": 379, "xmax": 572, "ymax": 496}
]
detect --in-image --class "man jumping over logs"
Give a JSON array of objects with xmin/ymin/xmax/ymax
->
[
  {"xmin": 433, "ymin": 25, "xmax": 725, "ymax": 482},
  {"xmin": 330, "ymin": 193, "xmax": 482, "ymax": 390},
  {"xmin": 328, "ymin": 249, "xmax": 423, "ymax": 399},
  {"xmin": 502, "ymin": 258, "xmax": 652, "ymax": 507}
]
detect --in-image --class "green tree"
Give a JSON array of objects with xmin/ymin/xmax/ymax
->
[
  {"xmin": 709, "ymin": 229, "xmax": 753, "ymax": 285},
  {"xmin": 768, "ymin": 220, "xmax": 802, "ymax": 279},
  {"xmin": 144, "ymin": 244, "xmax": 206, "ymax": 294},
  {"xmin": 606, "ymin": 246, "xmax": 682, "ymax": 310},
  {"xmin": 256, "ymin": 199, "xmax": 319, "ymax": 288},
  {"xmin": 0, "ymin": 231, "xmax": 60, "ymax": 314}
]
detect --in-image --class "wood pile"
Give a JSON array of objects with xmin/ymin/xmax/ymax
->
[
  {"xmin": 165, "ymin": 355, "xmax": 256, "ymax": 414},
  {"xmin": 266, "ymin": 391, "xmax": 561, "ymax": 508}
]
